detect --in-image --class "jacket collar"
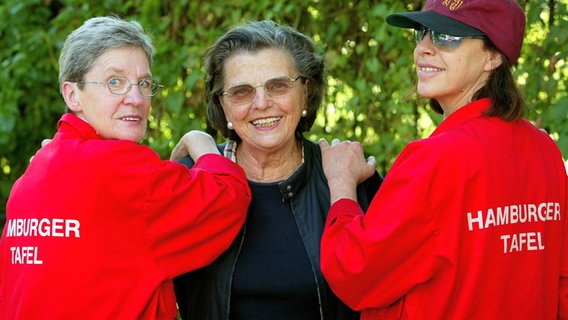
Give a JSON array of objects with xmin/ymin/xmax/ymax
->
[
  {"xmin": 431, "ymin": 98, "xmax": 492, "ymax": 137},
  {"xmin": 57, "ymin": 113, "xmax": 101, "ymax": 140},
  {"xmin": 278, "ymin": 137, "xmax": 312, "ymax": 200}
]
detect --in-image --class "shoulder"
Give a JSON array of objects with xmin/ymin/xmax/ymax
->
[
  {"xmin": 390, "ymin": 129, "xmax": 479, "ymax": 188},
  {"xmin": 302, "ymin": 137, "xmax": 321, "ymax": 155},
  {"xmin": 300, "ymin": 137, "xmax": 323, "ymax": 166},
  {"xmin": 69, "ymin": 140, "xmax": 183, "ymax": 183},
  {"xmin": 86, "ymin": 139, "xmax": 160, "ymax": 164}
]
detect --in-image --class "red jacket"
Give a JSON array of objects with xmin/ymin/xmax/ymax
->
[
  {"xmin": 0, "ymin": 113, "xmax": 251, "ymax": 319},
  {"xmin": 321, "ymin": 98, "xmax": 568, "ymax": 319}
]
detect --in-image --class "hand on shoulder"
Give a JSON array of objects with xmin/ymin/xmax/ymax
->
[
  {"xmin": 319, "ymin": 138, "xmax": 376, "ymax": 203},
  {"xmin": 170, "ymin": 130, "xmax": 220, "ymax": 161}
]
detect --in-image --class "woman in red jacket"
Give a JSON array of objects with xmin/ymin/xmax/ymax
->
[
  {"xmin": 0, "ymin": 16, "xmax": 251, "ymax": 319},
  {"xmin": 319, "ymin": 0, "xmax": 568, "ymax": 319}
]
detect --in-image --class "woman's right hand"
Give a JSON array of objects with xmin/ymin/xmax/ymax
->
[
  {"xmin": 319, "ymin": 138, "xmax": 376, "ymax": 204},
  {"xmin": 170, "ymin": 130, "xmax": 220, "ymax": 161}
]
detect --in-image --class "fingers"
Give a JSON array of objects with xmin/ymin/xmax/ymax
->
[
  {"xmin": 169, "ymin": 144, "xmax": 185, "ymax": 161},
  {"xmin": 41, "ymin": 139, "xmax": 52, "ymax": 147},
  {"xmin": 320, "ymin": 137, "xmax": 350, "ymax": 147},
  {"xmin": 320, "ymin": 137, "xmax": 376, "ymax": 168},
  {"xmin": 320, "ymin": 137, "xmax": 362, "ymax": 151},
  {"xmin": 367, "ymin": 155, "xmax": 377, "ymax": 168},
  {"xmin": 170, "ymin": 132, "xmax": 192, "ymax": 160}
]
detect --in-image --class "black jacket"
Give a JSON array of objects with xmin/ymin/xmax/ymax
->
[{"xmin": 174, "ymin": 137, "xmax": 382, "ymax": 319}]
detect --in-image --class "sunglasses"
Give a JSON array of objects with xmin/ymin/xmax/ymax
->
[
  {"xmin": 414, "ymin": 28, "xmax": 486, "ymax": 49},
  {"xmin": 220, "ymin": 75, "xmax": 303, "ymax": 106}
]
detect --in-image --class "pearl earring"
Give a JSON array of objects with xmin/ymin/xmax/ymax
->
[
  {"xmin": 301, "ymin": 109, "xmax": 308, "ymax": 117},
  {"xmin": 227, "ymin": 121, "xmax": 234, "ymax": 130}
]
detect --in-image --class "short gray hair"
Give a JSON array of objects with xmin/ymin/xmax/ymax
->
[{"xmin": 58, "ymin": 16, "xmax": 154, "ymax": 90}]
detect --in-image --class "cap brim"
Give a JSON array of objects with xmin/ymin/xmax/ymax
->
[{"xmin": 386, "ymin": 11, "xmax": 485, "ymax": 37}]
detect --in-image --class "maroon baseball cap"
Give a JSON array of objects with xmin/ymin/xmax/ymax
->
[{"xmin": 386, "ymin": 0, "xmax": 526, "ymax": 64}]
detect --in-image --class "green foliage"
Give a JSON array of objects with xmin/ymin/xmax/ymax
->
[{"xmin": 1, "ymin": 0, "xmax": 567, "ymax": 222}]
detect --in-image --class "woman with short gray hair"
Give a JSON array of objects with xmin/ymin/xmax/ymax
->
[{"xmin": 1, "ymin": 15, "xmax": 251, "ymax": 319}]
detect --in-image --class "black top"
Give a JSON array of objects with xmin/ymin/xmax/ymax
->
[
  {"xmin": 174, "ymin": 138, "xmax": 382, "ymax": 320},
  {"xmin": 229, "ymin": 181, "xmax": 319, "ymax": 319}
]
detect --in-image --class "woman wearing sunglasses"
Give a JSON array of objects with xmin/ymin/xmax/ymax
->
[
  {"xmin": 171, "ymin": 20, "xmax": 383, "ymax": 319},
  {"xmin": 318, "ymin": 0, "xmax": 567, "ymax": 319}
]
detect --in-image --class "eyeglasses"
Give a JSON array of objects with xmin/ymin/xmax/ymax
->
[
  {"xmin": 414, "ymin": 28, "xmax": 486, "ymax": 49},
  {"xmin": 220, "ymin": 76, "xmax": 303, "ymax": 106},
  {"xmin": 79, "ymin": 76, "xmax": 163, "ymax": 97}
]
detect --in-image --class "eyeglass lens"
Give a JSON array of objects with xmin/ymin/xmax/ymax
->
[
  {"xmin": 107, "ymin": 77, "xmax": 161, "ymax": 97},
  {"xmin": 222, "ymin": 76, "xmax": 300, "ymax": 105}
]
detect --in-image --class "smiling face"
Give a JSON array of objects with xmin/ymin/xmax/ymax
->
[
  {"xmin": 220, "ymin": 48, "xmax": 307, "ymax": 153},
  {"xmin": 413, "ymin": 33, "xmax": 501, "ymax": 117},
  {"xmin": 61, "ymin": 46, "xmax": 152, "ymax": 142}
]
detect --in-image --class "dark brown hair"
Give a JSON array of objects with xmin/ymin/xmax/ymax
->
[
  {"xmin": 430, "ymin": 39, "xmax": 525, "ymax": 121},
  {"xmin": 204, "ymin": 20, "xmax": 325, "ymax": 140}
]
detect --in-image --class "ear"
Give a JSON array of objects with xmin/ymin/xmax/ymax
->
[
  {"xmin": 484, "ymin": 51, "xmax": 503, "ymax": 72},
  {"xmin": 218, "ymin": 98, "xmax": 229, "ymax": 120},
  {"xmin": 302, "ymin": 78, "xmax": 310, "ymax": 101},
  {"xmin": 61, "ymin": 81, "xmax": 82, "ymax": 113}
]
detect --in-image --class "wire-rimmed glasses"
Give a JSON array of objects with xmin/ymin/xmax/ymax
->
[{"xmin": 79, "ymin": 76, "xmax": 163, "ymax": 97}]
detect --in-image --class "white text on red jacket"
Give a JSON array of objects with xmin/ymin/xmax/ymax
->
[
  {"xmin": 467, "ymin": 202, "xmax": 561, "ymax": 253},
  {"xmin": 5, "ymin": 218, "xmax": 81, "ymax": 264}
]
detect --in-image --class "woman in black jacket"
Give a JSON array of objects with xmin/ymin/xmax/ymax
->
[{"xmin": 173, "ymin": 20, "xmax": 383, "ymax": 320}]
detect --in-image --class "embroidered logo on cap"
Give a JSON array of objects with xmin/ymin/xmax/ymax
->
[{"xmin": 442, "ymin": 0, "xmax": 464, "ymax": 10}]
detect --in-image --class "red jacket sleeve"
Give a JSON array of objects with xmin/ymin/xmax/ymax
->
[
  {"xmin": 143, "ymin": 153, "xmax": 251, "ymax": 278},
  {"xmin": 320, "ymin": 151, "xmax": 437, "ymax": 310}
]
